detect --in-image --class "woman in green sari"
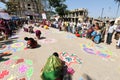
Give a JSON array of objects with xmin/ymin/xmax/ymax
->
[{"xmin": 41, "ymin": 52, "xmax": 64, "ymax": 80}]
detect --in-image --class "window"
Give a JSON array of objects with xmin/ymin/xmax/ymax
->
[
  {"xmin": 80, "ymin": 12, "xmax": 83, "ymax": 15},
  {"xmin": 28, "ymin": 8, "xmax": 31, "ymax": 10},
  {"xmin": 28, "ymin": 4, "xmax": 30, "ymax": 6}
]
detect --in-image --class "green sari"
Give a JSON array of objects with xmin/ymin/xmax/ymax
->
[{"xmin": 41, "ymin": 55, "xmax": 63, "ymax": 80}]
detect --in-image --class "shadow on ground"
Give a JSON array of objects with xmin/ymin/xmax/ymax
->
[
  {"xmin": 0, "ymin": 39, "xmax": 17, "ymax": 45},
  {"xmin": 62, "ymin": 62, "xmax": 73, "ymax": 80},
  {"xmin": 79, "ymin": 73, "xmax": 93, "ymax": 80},
  {"xmin": 40, "ymin": 37, "xmax": 46, "ymax": 40},
  {"xmin": 0, "ymin": 53, "xmax": 12, "ymax": 62}
]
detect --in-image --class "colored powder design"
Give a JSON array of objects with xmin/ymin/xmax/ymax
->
[
  {"xmin": 0, "ymin": 40, "xmax": 27, "ymax": 53},
  {"xmin": 0, "ymin": 70, "xmax": 9, "ymax": 79},
  {"xmin": 7, "ymin": 75, "xmax": 16, "ymax": 80},
  {"xmin": 25, "ymin": 60, "xmax": 33, "ymax": 65},
  {"xmin": 19, "ymin": 78, "xmax": 26, "ymax": 80},
  {"xmin": 0, "ymin": 45, "xmax": 9, "ymax": 53},
  {"xmin": 27, "ymin": 67, "xmax": 33, "ymax": 78},
  {"xmin": 19, "ymin": 65, "xmax": 28, "ymax": 73},
  {"xmin": 39, "ymin": 38, "xmax": 57, "ymax": 44},
  {"xmin": 13, "ymin": 56, "xmax": 20, "ymax": 60},
  {"xmin": 79, "ymin": 77, "xmax": 83, "ymax": 80},
  {"xmin": 59, "ymin": 52, "xmax": 82, "ymax": 66},
  {"xmin": 16, "ymin": 59, "xmax": 24, "ymax": 64},
  {"xmin": 66, "ymin": 35, "xmax": 76, "ymax": 39},
  {"xmin": 0, "ymin": 56, "xmax": 34, "ymax": 79},
  {"xmin": 9, "ymin": 40, "xmax": 27, "ymax": 53},
  {"xmin": 80, "ymin": 43, "xmax": 113, "ymax": 59},
  {"xmin": 4, "ymin": 60, "xmax": 12, "ymax": 65}
]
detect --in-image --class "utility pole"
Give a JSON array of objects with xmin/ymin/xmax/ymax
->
[
  {"xmin": 101, "ymin": 8, "xmax": 104, "ymax": 21},
  {"xmin": 116, "ymin": 3, "xmax": 120, "ymax": 18}
]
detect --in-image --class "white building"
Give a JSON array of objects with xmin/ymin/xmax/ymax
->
[{"xmin": 63, "ymin": 8, "xmax": 88, "ymax": 22}]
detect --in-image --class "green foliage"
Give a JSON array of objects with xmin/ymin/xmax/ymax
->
[
  {"xmin": 55, "ymin": 4, "xmax": 67, "ymax": 16},
  {"xmin": 0, "ymin": 0, "xmax": 6, "ymax": 3},
  {"xmin": 114, "ymin": 0, "xmax": 120, "ymax": 3},
  {"xmin": 6, "ymin": 1, "xmax": 19, "ymax": 15},
  {"xmin": 48, "ymin": 0, "xmax": 66, "ymax": 8},
  {"xmin": 48, "ymin": 0, "xmax": 68, "ymax": 16}
]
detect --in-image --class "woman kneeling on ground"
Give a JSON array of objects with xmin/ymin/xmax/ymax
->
[
  {"xmin": 24, "ymin": 37, "xmax": 38, "ymax": 48},
  {"xmin": 41, "ymin": 52, "xmax": 64, "ymax": 80}
]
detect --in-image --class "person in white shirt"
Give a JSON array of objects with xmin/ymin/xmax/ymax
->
[
  {"xmin": 116, "ymin": 37, "xmax": 120, "ymax": 48},
  {"xmin": 70, "ymin": 21, "xmax": 73, "ymax": 33},
  {"xmin": 77, "ymin": 21, "xmax": 82, "ymax": 31},
  {"xmin": 106, "ymin": 21, "xmax": 116, "ymax": 44}
]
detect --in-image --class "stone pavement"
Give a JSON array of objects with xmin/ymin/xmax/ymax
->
[{"xmin": 0, "ymin": 25, "xmax": 120, "ymax": 80}]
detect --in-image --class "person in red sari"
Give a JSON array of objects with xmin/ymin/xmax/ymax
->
[
  {"xmin": 75, "ymin": 28, "xmax": 81, "ymax": 37},
  {"xmin": 35, "ymin": 30, "xmax": 41, "ymax": 39},
  {"xmin": 24, "ymin": 37, "xmax": 38, "ymax": 48}
]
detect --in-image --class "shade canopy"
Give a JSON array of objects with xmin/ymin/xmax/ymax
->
[
  {"xmin": 11, "ymin": 16, "xmax": 20, "ymax": 20},
  {"xmin": 0, "ymin": 12, "xmax": 11, "ymax": 20}
]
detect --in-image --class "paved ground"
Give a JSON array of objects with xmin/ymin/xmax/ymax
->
[{"xmin": 0, "ymin": 24, "xmax": 120, "ymax": 80}]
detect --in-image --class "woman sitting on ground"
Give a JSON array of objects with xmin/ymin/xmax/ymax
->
[
  {"xmin": 24, "ymin": 37, "xmax": 38, "ymax": 48},
  {"xmin": 75, "ymin": 28, "xmax": 82, "ymax": 37},
  {"xmin": 41, "ymin": 52, "xmax": 64, "ymax": 80},
  {"xmin": 91, "ymin": 23, "xmax": 101, "ymax": 44}
]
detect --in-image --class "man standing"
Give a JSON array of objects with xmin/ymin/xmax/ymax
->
[{"xmin": 106, "ymin": 21, "xmax": 116, "ymax": 44}]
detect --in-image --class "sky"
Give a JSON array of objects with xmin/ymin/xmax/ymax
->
[
  {"xmin": 65, "ymin": 0, "xmax": 120, "ymax": 18},
  {"xmin": 0, "ymin": 2, "xmax": 6, "ymax": 9},
  {"xmin": 0, "ymin": 0, "xmax": 120, "ymax": 18}
]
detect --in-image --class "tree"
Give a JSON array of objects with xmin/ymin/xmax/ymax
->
[
  {"xmin": 48, "ymin": 0, "xmax": 66, "ymax": 8},
  {"xmin": 6, "ymin": 1, "xmax": 19, "ymax": 15},
  {"xmin": 48, "ymin": 0, "xmax": 67, "ymax": 17},
  {"xmin": 0, "ymin": 0, "xmax": 6, "ymax": 3},
  {"xmin": 55, "ymin": 4, "xmax": 67, "ymax": 16},
  {"xmin": 114, "ymin": 0, "xmax": 120, "ymax": 17},
  {"xmin": 114, "ymin": 0, "xmax": 120, "ymax": 3}
]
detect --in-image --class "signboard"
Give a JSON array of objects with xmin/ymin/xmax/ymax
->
[{"xmin": 42, "ymin": 13, "xmax": 47, "ymax": 19}]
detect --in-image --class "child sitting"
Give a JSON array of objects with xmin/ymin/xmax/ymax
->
[
  {"xmin": 24, "ymin": 37, "xmax": 38, "ymax": 48},
  {"xmin": 75, "ymin": 29, "xmax": 81, "ymax": 37}
]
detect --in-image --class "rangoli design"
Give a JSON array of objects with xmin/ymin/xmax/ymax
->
[
  {"xmin": 0, "ymin": 56, "xmax": 33, "ymax": 80},
  {"xmin": 66, "ymin": 34, "xmax": 77, "ymax": 39},
  {"xmin": 0, "ymin": 40, "xmax": 27, "ymax": 53},
  {"xmin": 39, "ymin": 38, "xmax": 57, "ymax": 44},
  {"xmin": 59, "ymin": 52, "xmax": 82, "ymax": 66},
  {"xmin": 80, "ymin": 43, "xmax": 113, "ymax": 58}
]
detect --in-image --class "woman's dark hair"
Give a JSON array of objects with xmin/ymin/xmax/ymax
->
[
  {"xmin": 29, "ymin": 38, "xmax": 34, "ymax": 42},
  {"xmin": 110, "ymin": 21, "xmax": 114, "ymax": 26},
  {"xmin": 53, "ymin": 52, "xmax": 59, "ymax": 57},
  {"xmin": 24, "ymin": 37, "xmax": 29, "ymax": 41}
]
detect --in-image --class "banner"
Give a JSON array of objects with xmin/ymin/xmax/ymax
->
[{"xmin": 42, "ymin": 13, "xmax": 47, "ymax": 19}]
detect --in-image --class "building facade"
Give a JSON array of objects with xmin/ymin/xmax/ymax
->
[
  {"xmin": 63, "ymin": 8, "xmax": 88, "ymax": 22},
  {"xmin": 9, "ymin": 0, "xmax": 44, "ymax": 19}
]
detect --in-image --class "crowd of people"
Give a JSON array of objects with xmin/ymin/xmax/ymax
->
[
  {"xmin": 51, "ymin": 19, "xmax": 120, "ymax": 48},
  {"xmin": 0, "ymin": 18, "xmax": 120, "ymax": 79},
  {"xmin": 0, "ymin": 18, "xmax": 25, "ymax": 41},
  {"xmin": 22, "ymin": 19, "xmax": 120, "ymax": 49}
]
